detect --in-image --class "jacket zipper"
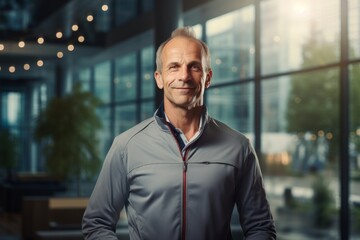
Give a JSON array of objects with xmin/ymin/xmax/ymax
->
[
  {"xmin": 165, "ymin": 122, "xmax": 189, "ymax": 240},
  {"xmin": 181, "ymin": 151, "xmax": 189, "ymax": 240}
]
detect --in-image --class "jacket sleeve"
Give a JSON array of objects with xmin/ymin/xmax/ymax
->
[
  {"xmin": 236, "ymin": 142, "xmax": 276, "ymax": 239},
  {"xmin": 82, "ymin": 137, "xmax": 128, "ymax": 239}
]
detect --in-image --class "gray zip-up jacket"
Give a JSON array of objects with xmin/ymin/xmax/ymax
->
[{"xmin": 82, "ymin": 106, "xmax": 276, "ymax": 240}]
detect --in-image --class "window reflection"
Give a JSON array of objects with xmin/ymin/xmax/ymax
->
[
  {"xmin": 349, "ymin": 0, "xmax": 360, "ymax": 59},
  {"xmin": 207, "ymin": 83, "xmax": 254, "ymax": 137},
  {"xmin": 78, "ymin": 68, "xmax": 91, "ymax": 92},
  {"xmin": 97, "ymin": 107, "xmax": 112, "ymax": 158},
  {"xmin": 116, "ymin": 104, "xmax": 136, "ymax": 134},
  {"xmin": 95, "ymin": 61, "xmax": 111, "ymax": 103},
  {"xmin": 140, "ymin": 101, "xmax": 154, "ymax": 121},
  {"xmin": 1, "ymin": 92, "xmax": 22, "ymax": 126},
  {"xmin": 350, "ymin": 63, "xmax": 360, "ymax": 237},
  {"xmin": 262, "ymin": 69, "xmax": 339, "ymax": 238},
  {"xmin": 261, "ymin": 0, "xmax": 340, "ymax": 75},
  {"xmin": 115, "ymin": 53, "xmax": 137, "ymax": 102},
  {"xmin": 206, "ymin": 6, "xmax": 255, "ymax": 84},
  {"xmin": 140, "ymin": 46, "xmax": 154, "ymax": 99}
]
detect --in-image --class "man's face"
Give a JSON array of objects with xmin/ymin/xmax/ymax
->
[{"xmin": 154, "ymin": 37, "xmax": 212, "ymax": 110}]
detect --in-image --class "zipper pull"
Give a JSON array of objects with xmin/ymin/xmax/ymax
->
[{"xmin": 183, "ymin": 161, "xmax": 188, "ymax": 172}]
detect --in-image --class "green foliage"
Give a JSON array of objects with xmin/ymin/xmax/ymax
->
[
  {"xmin": 353, "ymin": 205, "xmax": 360, "ymax": 233},
  {"xmin": 0, "ymin": 128, "xmax": 18, "ymax": 170},
  {"xmin": 35, "ymin": 83, "xmax": 102, "ymax": 184},
  {"xmin": 287, "ymin": 38, "xmax": 339, "ymax": 137},
  {"xmin": 312, "ymin": 175, "xmax": 335, "ymax": 228}
]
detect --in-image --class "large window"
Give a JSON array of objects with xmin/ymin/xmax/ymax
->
[
  {"xmin": 94, "ymin": 61, "xmax": 111, "ymax": 103},
  {"xmin": 206, "ymin": 5, "xmax": 255, "ymax": 84},
  {"xmin": 261, "ymin": 0, "xmax": 340, "ymax": 75},
  {"xmin": 207, "ymin": 83, "xmax": 254, "ymax": 136},
  {"xmin": 115, "ymin": 104, "xmax": 136, "ymax": 134},
  {"xmin": 350, "ymin": 63, "xmax": 360, "ymax": 237},
  {"xmin": 140, "ymin": 46, "xmax": 155, "ymax": 120},
  {"xmin": 115, "ymin": 53, "xmax": 137, "ymax": 102},
  {"xmin": 349, "ymin": 0, "xmax": 360, "ymax": 59}
]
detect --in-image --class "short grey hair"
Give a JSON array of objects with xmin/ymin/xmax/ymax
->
[{"xmin": 155, "ymin": 26, "xmax": 211, "ymax": 73}]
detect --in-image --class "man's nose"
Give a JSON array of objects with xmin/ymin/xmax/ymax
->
[{"xmin": 179, "ymin": 66, "xmax": 190, "ymax": 81}]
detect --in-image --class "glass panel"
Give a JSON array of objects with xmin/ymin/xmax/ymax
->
[
  {"xmin": 349, "ymin": 63, "xmax": 360, "ymax": 238},
  {"xmin": 94, "ymin": 61, "xmax": 111, "ymax": 103},
  {"xmin": 262, "ymin": 68, "xmax": 340, "ymax": 238},
  {"xmin": 77, "ymin": 68, "xmax": 91, "ymax": 92},
  {"xmin": 115, "ymin": 53, "xmax": 137, "ymax": 102},
  {"xmin": 1, "ymin": 92, "xmax": 23, "ymax": 127},
  {"xmin": 140, "ymin": 46, "xmax": 154, "ymax": 99},
  {"xmin": 115, "ymin": 104, "xmax": 136, "ymax": 134},
  {"xmin": 140, "ymin": 100, "xmax": 154, "ymax": 121},
  {"xmin": 97, "ymin": 107, "xmax": 112, "ymax": 159},
  {"xmin": 207, "ymin": 82, "xmax": 254, "ymax": 138},
  {"xmin": 206, "ymin": 6, "xmax": 255, "ymax": 84},
  {"xmin": 349, "ymin": 0, "xmax": 360, "ymax": 59},
  {"xmin": 261, "ymin": 0, "xmax": 340, "ymax": 75}
]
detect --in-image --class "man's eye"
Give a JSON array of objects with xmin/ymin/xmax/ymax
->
[
  {"xmin": 191, "ymin": 65, "xmax": 201, "ymax": 71},
  {"xmin": 169, "ymin": 65, "xmax": 178, "ymax": 70}
]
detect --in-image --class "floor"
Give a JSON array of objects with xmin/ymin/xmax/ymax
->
[{"xmin": 0, "ymin": 211, "xmax": 22, "ymax": 240}]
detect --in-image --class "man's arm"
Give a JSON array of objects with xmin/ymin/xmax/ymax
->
[
  {"xmin": 236, "ymin": 142, "xmax": 276, "ymax": 239},
  {"xmin": 82, "ymin": 138, "xmax": 128, "ymax": 239}
]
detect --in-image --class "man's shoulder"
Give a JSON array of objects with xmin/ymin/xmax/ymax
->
[
  {"xmin": 114, "ymin": 117, "xmax": 155, "ymax": 145},
  {"xmin": 207, "ymin": 117, "xmax": 250, "ymax": 144}
]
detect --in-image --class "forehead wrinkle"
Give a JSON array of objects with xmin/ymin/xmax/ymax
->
[{"xmin": 162, "ymin": 38, "xmax": 203, "ymax": 68}]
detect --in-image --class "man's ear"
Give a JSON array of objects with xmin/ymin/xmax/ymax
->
[
  {"xmin": 205, "ymin": 69, "xmax": 212, "ymax": 88},
  {"xmin": 154, "ymin": 71, "xmax": 164, "ymax": 89}
]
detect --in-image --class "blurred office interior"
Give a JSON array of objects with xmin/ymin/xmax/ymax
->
[{"xmin": 0, "ymin": 0, "xmax": 360, "ymax": 239}]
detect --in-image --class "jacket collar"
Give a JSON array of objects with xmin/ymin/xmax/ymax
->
[{"xmin": 154, "ymin": 102, "xmax": 209, "ymax": 133}]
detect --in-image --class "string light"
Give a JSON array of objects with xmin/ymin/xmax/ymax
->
[
  {"xmin": 101, "ymin": 4, "xmax": 108, "ymax": 11},
  {"xmin": 78, "ymin": 35, "xmax": 85, "ymax": 43},
  {"xmin": 57, "ymin": 51, "xmax": 64, "ymax": 58},
  {"xmin": 3, "ymin": 3, "xmax": 101, "ymax": 73},
  {"xmin": 37, "ymin": 37, "xmax": 44, "ymax": 44},
  {"xmin": 24, "ymin": 64, "xmax": 30, "ymax": 70},
  {"xmin": 56, "ymin": 31, "xmax": 63, "ymax": 39},
  {"xmin": 86, "ymin": 14, "xmax": 94, "ymax": 22},
  {"xmin": 72, "ymin": 24, "xmax": 79, "ymax": 32},
  {"xmin": 37, "ymin": 60, "xmax": 44, "ymax": 67},
  {"xmin": 67, "ymin": 44, "xmax": 75, "ymax": 51},
  {"xmin": 18, "ymin": 41, "xmax": 25, "ymax": 48},
  {"xmin": 9, "ymin": 66, "xmax": 16, "ymax": 73}
]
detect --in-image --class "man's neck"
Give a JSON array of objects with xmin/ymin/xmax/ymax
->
[{"xmin": 164, "ymin": 104, "xmax": 203, "ymax": 140}]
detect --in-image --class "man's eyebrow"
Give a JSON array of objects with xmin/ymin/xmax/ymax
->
[{"xmin": 166, "ymin": 62, "xmax": 180, "ymax": 68}]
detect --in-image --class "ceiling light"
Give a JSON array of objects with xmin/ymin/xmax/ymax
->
[
  {"xmin": 37, "ymin": 60, "xmax": 44, "ymax": 67},
  {"xmin": 0, "ymin": 44, "xmax": 4, "ymax": 51},
  {"xmin": 18, "ymin": 41, "xmax": 25, "ymax": 48},
  {"xmin": 57, "ymin": 51, "xmax": 64, "ymax": 58},
  {"xmin": 101, "ymin": 4, "xmax": 108, "ymax": 11},
  {"xmin": 72, "ymin": 24, "xmax": 79, "ymax": 31},
  {"xmin": 24, "ymin": 64, "xmax": 30, "ymax": 70},
  {"xmin": 78, "ymin": 35, "xmax": 85, "ymax": 43},
  {"xmin": 37, "ymin": 37, "xmax": 44, "ymax": 44},
  {"xmin": 67, "ymin": 44, "xmax": 75, "ymax": 51},
  {"xmin": 86, "ymin": 14, "xmax": 94, "ymax": 22},
  {"xmin": 56, "ymin": 31, "xmax": 63, "ymax": 39},
  {"xmin": 9, "ymin": 66, "xmax": 16, "ymax": 73}
]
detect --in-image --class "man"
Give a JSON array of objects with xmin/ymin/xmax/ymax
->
[{"xmin": 82, "ymin": 26, "xmax": 276, "ymax": 240}]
